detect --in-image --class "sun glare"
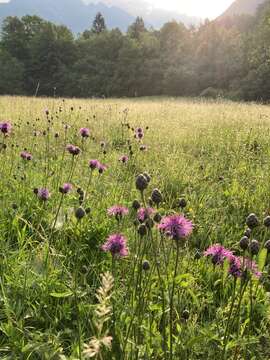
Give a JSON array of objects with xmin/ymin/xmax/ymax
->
[{"xmin": 149, "ymin": 0, "xmax": 234, "ymax": 18}]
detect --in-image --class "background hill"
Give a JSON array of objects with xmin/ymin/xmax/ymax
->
[
  {"xmin": 0, "ymin": 0, "xmax": 200, "ymax": 33},
  {"xmin": 221, "ymin": 0, "xmax": 266, "ymax": 17}
]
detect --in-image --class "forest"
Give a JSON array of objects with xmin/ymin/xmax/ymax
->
[{"xmin": 0, "ymin": 0, "xmax": 270, "ymax": 100}]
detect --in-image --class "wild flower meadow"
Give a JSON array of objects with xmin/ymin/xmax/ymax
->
[{"xmin": 0, "ymin": 96, "xmax": 270, "ymax": 359}]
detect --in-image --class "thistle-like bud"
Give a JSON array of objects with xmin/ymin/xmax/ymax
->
[
  {"xmin": 250, "ymin": 239, "xmax": 260, "ymax": 255},
  {"xmin": 136, "ymin": 174, "xmax": 148, "ymax": 192},
  {"xmin": 182, "ymin": 309, "xmax": 190, "ymax": 320},
  {"xmin": 246, "ymin": 213, "xmax": 259, "ymax": 228},
  {"xmin": 153, "ymin": 212, "xmax": 162, "ymax": 223},
  {"xmin": 179, "ymin": 198, "xmax": 187, "ymax": 209},
  {"xmin": 239, "ymin": 236, "xmax": 249, "ymax": 251},
  {"xmin": 151, "ymin": 188, "xmax": 163, "ymax": 205},
  {"xmin": 264, "ymin": 216, "xmax": 270, "ymax": 228},
  {"xmin": 264, "ymin": 240, "xmax": 270, "ymax": 252},
  {"xmin": 75, "ymin": 207, "xmax": 86, "ymax": 220},
  {"xmin": 138, "ymin": 224, "xmax": 147, "ymax": 237},
  {"xmin": 132, "ymin": 200, "xmax": 141, "ymax": 210},
  {"xmin": 142, "ymin": 260, "xmax": 150, "ymax": 271},
  {"xmin": 244, "ymin": 228, "xmax": 252, "ymax": 238}
]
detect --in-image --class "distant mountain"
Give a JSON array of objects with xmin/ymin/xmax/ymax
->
[
  {"xmin": 0, "ymin": 0, "xmax": 200, "ymax": 33},
  {"xmin": 0, "ymin": 0, "xmax": 134, "ymax": 33},
  {"xmin": 221, "ymin": 0, "xmax": 266, "ymax": 17},
  {"xmin": 85, "ymin": 0, "xmax": 201, "ymax": 28}
]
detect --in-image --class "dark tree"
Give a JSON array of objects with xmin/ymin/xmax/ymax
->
[{"xmin": 92, "ymin": 12, "xmax": 106, "ymax": 34}]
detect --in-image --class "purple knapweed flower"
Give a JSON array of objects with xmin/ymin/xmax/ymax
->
[
  {"xmin": 66, "ymin": 144, "xmax": 81, "ymax": 156},
  {"xmin": 0, "ymin": 122, "xmax": 12, "ymax": 135},
  {"xmin": 158, "ymin": 214, "xmax": 193, "ymax": 241},
  {"xmin": 60, "ymin": 183, "xmax": 73, "ymax": 194},
  {"xmin": 108, "ymin": 205, "xmax": 129, "ymax": 220},
  {"xmin": 20, "ymin": 151, "xmax": 33, "ymax": 161},
  {"xmin": 101, "ymin": 234, "xmax": 128, "ymax": 257},
  {"xmin": 204, "ymin": 244, "xmax": 234, "ymax": 265},
  {"xmin": 119, "ymin": 155, "xmax": 129, "ymax": 164},
  {"xmin": 98, "ymin": 163, "xmax": 107, "ymax": 174},
  {"xmin": 137, "ymin": 207, "xmax": 155, "ymax": 222},
  {"xmin": 229, "ymin": 256, "xmax": 262, "ymax": 279},
  {"xmin": 37, "ymin": 188, "xmax": 50, "ymax": 201},
  {"xmin": 79, "ymin": 127, "xmax": 90, "ymax": 138},
  {"xmin": 89, "ymin": 159, "xmax": 100, "ymax": 170}
]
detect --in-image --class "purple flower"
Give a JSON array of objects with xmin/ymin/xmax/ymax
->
[
  {"xmin": 135, "ymin": 127, "xmax": 144, "ymax": 140},
  {"xmin": 101, "ymin": 234, "xmax": 128, "ymax": 257},
  {"xmin": 98, "ymin": 163, "xmax": 107, "ymax": 174},
  {"xmin": 37, "ymin": 188, "xmax": 50, "ymax": 201},
  {"xmin": 60, "ymin": 183, "xmax": 73, "ymax": 194},
  {"xmin": 89, "ymin": 159, "xmax": 100, "ymax": 170},
  {"xmin": 0, "ymin": 122, "xmax": 12, "ymax": 135},
  {"xmin": 229, "ymin": 256, "xmax": 262, "ymax": 278},
  {"xmin": 89, "ymin": 159, "xmax": 107, "ymax": 173},
  {"xmin": 137, "ymin": 207, "xmax": 155, "ymax": 222},
  {"xmin": 79, "ymin": 128, "xmax": 90, "ymax": 138},
  {"xmin": 158, "ymin": 214, "xmax": 193, "ymax": 241},
  {"xmin": 20, "ymin": 151, "xmax": 33, "ymax": 161},
  {"xmin": 119, "ymin": 155, "xmax": 129, "ymax": 164},
  {"xmin": 66, "ymin": 144, "xmax": 81, "ymax": 156},
  {"xmin": 108, "ymin": 205, "xmax": 129, "ymax": 219},
  {"xmin": 204, "ymin": 244, "xmax": 234, "ymax": 265}
]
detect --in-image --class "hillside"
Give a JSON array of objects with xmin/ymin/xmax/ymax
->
[{"xmin": 221, "ymin": 0, "xmax": 266, "ymax": 17}]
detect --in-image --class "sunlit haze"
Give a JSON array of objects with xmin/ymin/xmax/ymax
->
[{"xmin": 147, "ymin": 0, "xmax": 235, "ymax": 18}]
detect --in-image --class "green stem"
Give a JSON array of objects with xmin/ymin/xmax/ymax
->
[{"xmin": 169, "ymin": 242, "xmax": 180, "ymax": 360}]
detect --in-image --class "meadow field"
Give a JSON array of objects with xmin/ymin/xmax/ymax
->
[{"xmin": 0, "ymin": 96, "xmax": 270, "ymax": 359}]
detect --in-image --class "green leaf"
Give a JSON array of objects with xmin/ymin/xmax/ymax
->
[
  {"xmin": 258, "ymin": 248, "xmax": 267, "ymax": 271},
  {"xmin": 50, "ymin": 291, "xmax": 73, "ymax": 298}
]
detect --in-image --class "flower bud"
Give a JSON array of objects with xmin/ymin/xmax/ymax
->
[
  {"xmin": 246, "ymin": 213, "xmax": 259, "ymax": 228},
  {"xmin": 142, "ymin": 260, "xmax": 150, "ymax": 271},
  {"xmin": 264, "ymin": 216, "xmax": 270, "ymax": 228},
  {"xmin": 151, "ymin": 188, "xmax": 163, "ymax": 205},
  {"xmin": 136, "ymin": 174, "xmax": 148, "ymax": 192},
  {"xmin": 138, "ymin": 224, "xmax": 147, "ymax": 237},
  {"xmin": 132, "ymin": 200, "xmax": 141, "ymax": 210},
  {"xmin": 250, "ymin": 239, "xmax": 260, "ymax": 255},
  {"xmin": 75, "ymin": 207, "xmax": 86, "ymax": 220},
  {"xmin": 239, "ymin": 236, "xmax": 249, "ymax": 251}
]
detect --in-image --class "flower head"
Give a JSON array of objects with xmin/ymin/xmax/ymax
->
[
  {"xmin": 79, "ymin": 127, "xmax": 90, "ymax": 138},
  {"xmin": 66, "ymin": 144, "xmax": 81, "ymax": 156},
  {"xmin": 204, "ymin": 244, "xmax": 233, "ymax": 265},
  {"xmin": 119, "ymin": 155, "xmax": 129, "ymax": 164},
  {"xmin": 89, "ymin": 159, "xmax": 100, "ymax": 170},
  {"xmin": 102, "ymin": 234, "xmax": 128, "ymax": 257},
  {"xmin": 137, "ymin": 207, "xmax": 154, "ymax": 222},
  {"xmin": 20, "ymin": 151, "xmax": 33, "ymax": 161},
  {"xmin": 60, "ymin": 183, "xmax": 73, "ymax": 194},
  {"xmin": 108, "ymin": 205, "xmax": 129, "ymax": 219},
  {"xmin": 229, "ymin": 256, "xmax": 261, "ymax": 279},
  {"xmin": 0, "ymin": 122, "xmax": 12, "ymax": 135},
  {"xmin": 158, "ymin": 214, "xmax": 193, "ymax": 241},
  {"xmin": 37, "ymin": 188, "xmax": 50, "ymax": 201},
  {"xmin": 98, "ymin": 163, "xmax": 107, "ymax": 174}
]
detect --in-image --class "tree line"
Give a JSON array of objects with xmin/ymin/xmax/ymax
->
[{"xmin": 0, "ymin": 2, "xmax": 270, "ymax": 101}]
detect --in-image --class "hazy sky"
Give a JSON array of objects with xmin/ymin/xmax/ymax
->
[
  {"xmin": 147, "ymin": 0, "xmax": 234, "ymax": 17},
  {"xmin": 0, "ymin": 0, "xmax": 235, "ymax": 18}
]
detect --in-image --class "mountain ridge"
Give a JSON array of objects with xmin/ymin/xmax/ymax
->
[
  {"xmin": 221, "ymin": 0, "xmax": 266, "ymax": 17},
  {"xmin": 0, "ymin": 0, "xmax": 200, "ymax": 33}
]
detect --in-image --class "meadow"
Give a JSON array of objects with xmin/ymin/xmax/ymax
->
[{"xmin": 0, "ymin": 96, "xmax": 270, "ymax": 359}]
